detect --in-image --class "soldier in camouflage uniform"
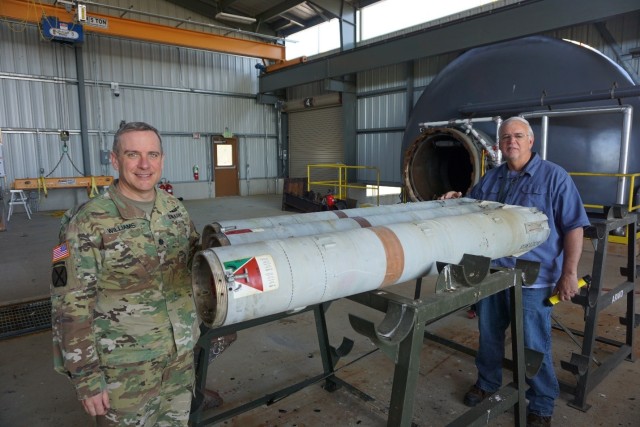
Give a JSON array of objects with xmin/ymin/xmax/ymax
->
[{"xmin": 51, "ymin": 122, "xmax": 200, "ymax": 426}]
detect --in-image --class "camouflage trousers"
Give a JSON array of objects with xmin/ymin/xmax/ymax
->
[{"xmin": 97, "ymin": 350, "xmax": 194, "ymax": 427}]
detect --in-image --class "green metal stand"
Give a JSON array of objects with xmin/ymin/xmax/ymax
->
[
  {"xmin": 190, "ymin": 303, "xmax": 350, "ymax": 426},
  {"xmin": 558, "ymin": 208, "xmax": 638, "ymax": 411},
  {"xmin": 347, "ymin": 256, "xmax": 532, "ymax": 427}
]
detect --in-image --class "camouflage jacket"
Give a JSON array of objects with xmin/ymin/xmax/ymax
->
[{"xmin": 51, "ymin": 184, "xmax": 200, "ymax": 400}]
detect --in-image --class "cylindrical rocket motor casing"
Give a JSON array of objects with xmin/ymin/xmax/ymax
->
[
  {"xmin": 205, "ymin": 199, "xmax": 508, "ymax": 248},
  {"xmin": 205, "ymin": 197, "xmax": 483, "ymax": 237},
  {"xmin": 193, "ymin": 205, "xmax": 550, "ymax": 328}
]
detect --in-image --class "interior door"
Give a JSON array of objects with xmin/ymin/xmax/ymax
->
[{"xmin": 213, "ymin": 137, "xmax": 240, "ymax": 197}]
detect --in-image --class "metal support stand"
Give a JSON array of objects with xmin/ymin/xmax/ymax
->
[
  {"xmin": 558, "ymin": 208, "xmax": 638, "ymax": 411},
  {"xmin": 190, "ymin": 303, "xmax": 351, "ymax": 426},
  {"xmin": 347, "ymin": 255, "xmax": 532, "ymax": 426}
]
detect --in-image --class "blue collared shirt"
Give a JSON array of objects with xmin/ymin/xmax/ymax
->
[{"xmin": 470, "ymin": 153, "xmax": 590, "ymax": 287}]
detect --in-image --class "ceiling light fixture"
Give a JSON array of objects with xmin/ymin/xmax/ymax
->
[{"xmin": 215, "ymin": 12, "xmax": 256, "ymax": 25}]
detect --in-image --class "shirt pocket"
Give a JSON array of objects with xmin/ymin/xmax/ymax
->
[
  {"xmin": 157, "ymin": 214, "xmax": 191, "ymax": 269},
  {"xmin": 479, "ymin": 181, "xmax": 501, "ymax": 201},
  {"xmin": 516, "ymin": 183, "xmax": 547, "ymax": 207}
]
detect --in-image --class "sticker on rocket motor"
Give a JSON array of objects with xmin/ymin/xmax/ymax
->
[
  {"xmin": 225, "ymin": 228, "xmax": 264, "ymax": 235},
  {"xmin": 223, "ymin": 254, "xmax": 279, "ymax": 297}
]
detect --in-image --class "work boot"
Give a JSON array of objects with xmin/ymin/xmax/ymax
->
[
  {"xmin": 463, "ymin": 384, "xmax": 493, "ymax": 407},
  {"xmin": 526, "ymin": 413, "xmax": 551, "ymax": 427}
]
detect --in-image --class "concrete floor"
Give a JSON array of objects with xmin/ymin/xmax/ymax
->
[{"xmin": 1, "ymin": 194, "xmax": 639, "ymax": 426}]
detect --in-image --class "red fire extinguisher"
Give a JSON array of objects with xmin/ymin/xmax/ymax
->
[
  {"xmin": 159, "ymin": 179, "xmax": 167, "ymax": 192},
  {"xmin": 193, "ymin": 165, "xmax": 199, "ymax": 181},
  {"xmin": 325, "ymin": 190, "xmax": 335, "ymax": 209},
  {"xmin": 165, "ymin": 180, "xmax": 174, "ymax": 195}
]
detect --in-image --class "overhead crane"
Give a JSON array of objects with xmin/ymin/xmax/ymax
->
[{"xmin": 1, "ymin": 0, "xmax": 285, "ymax": 61}]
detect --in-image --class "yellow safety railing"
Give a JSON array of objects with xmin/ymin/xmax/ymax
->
[
  {"xmin": 568, "ymin": 171, "xmax": 640, "ymax": 244},
  {"xmin": 307, "ymin": 164, "xmax": 381, "ymax": 206},
  {"xmin": 568, "ymin": 171, "xmax": 640, "ymax": 212}
]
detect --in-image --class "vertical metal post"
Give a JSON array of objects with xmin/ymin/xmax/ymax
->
[
  {"xmin": 624, "ymin": 215, "xmax": 637, "ymax": 360},
  {"xmin": 386, "ymin": 309, "xmax": 425, "ymax": 427},
  {"xmin": 74, "ymin": 45, "xmax": 91, "ymax": 175},
  {"xmin": 617, "ymin": 107, "xmax": 633, "ymax": 205},
  {"xmin": 313, "ymin": 303, "xmax": 338, "ymax": 386},
  {"xmin": 509, "ymin": 282, "xmax": 526, "ymax": 426},
  {"xmin": 190, "ymin": 325, "xmax": 212, "ymax": 424},
  {"xmin": 539, "ymin": 115, "xmax": 549, "ymax": 160}
]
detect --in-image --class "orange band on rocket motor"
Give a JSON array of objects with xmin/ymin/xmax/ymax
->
[{"xmin": 370, "ymin": 226, "xmax": 404, "ymax": 287}]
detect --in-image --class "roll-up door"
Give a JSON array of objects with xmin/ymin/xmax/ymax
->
[{"xmin": 289, "ymin": 106, "xmax": 344, "ymax": 179}]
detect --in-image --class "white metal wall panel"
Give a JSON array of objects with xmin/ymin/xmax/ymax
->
[
  {"xmin": 0, "ymin": 21, "xmax": 278, "ymax": 187},
  {"xmin": 357, "ymin": 93, "xmax": 406, "ymax": 129},
  {"xmin": 356, "ymin": 133, "xmax": 403, "ymax": 184},
  {"xmin": 240, "ymin": 137, "xmax": 278, "ymax": 180},
  {"xmin": 160, "ymin": 136, "xmax": 209, "ymax": 182},
  {"xmin": 414, "ymin": 52, "xmax": 459, "ymax": 89},
  {"xmin": 0, "ymin": 25, "xmax": 77, "ymax": 77},
  {"xmin": 358, "ymin": 64, "xmax": 407, "ymax": 93},
  {"xmin": 87, "ymin": 36, "xmax": 260, "ymax": 94},
  {"xmin": 289, "ymin": 107, "xmax": 344, "ymax": 178},
  {"xmin": 1, "ymin": 132, "xmax": 85, "ymax": 180}
]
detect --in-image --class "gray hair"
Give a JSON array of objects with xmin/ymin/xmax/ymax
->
[
  {"xmin": 112, "ymin": 122, "xmax": 163, "ymax": 154},
  {"xmin": 499, "ymin": 116, "xmax": 534, "ymax": 137}
]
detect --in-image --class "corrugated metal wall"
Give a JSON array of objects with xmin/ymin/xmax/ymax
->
[
  {"xmin": 356, "ymin": 68, "xmax": 407, "ymax": 184},
  {"xmin": 0, "ymin": 11, "xmax": 277, "ymax": 192},
  {"xmin": 3, "ymin": 2, "xmax": 638, "ymax": 196}
]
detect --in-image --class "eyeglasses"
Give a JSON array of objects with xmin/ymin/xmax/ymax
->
[{"xmin": 500, "ymin": 133, "xmax": 528, "ymax": 141}]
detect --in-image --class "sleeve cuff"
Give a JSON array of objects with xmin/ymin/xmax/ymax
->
[{"xmin": 72, "ymin": 372, "xmax": 107, "ymax": 401}]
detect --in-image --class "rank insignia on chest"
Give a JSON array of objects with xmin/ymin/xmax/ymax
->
[{"xmin": 52, "ymin": 242, "xmax": 70, "ymax": 263}]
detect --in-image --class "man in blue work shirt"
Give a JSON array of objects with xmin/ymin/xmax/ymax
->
[{"xmin": 441, "ymin": 116, "xmax": 590, "ymax": 427}]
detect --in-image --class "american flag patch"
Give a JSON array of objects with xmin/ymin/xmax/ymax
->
[{"xmin": 52, "ymin": 242, "xmax": 70, "ymax": 263}]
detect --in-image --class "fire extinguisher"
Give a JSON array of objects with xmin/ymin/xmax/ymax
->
[
  {"xmin": 159, "ymin": 178, "xmax": 167, "ymax": 192},
  {"xmin": 325, "ymin": 190, "xmax": 335, "ymax": 209},
  {"xmin": 165, "ymin": 180, "xmax": 174, "ymax": 195},
  {"xmin": 193, "ymin": 165, "xmax": 199, "ymax": 181}
]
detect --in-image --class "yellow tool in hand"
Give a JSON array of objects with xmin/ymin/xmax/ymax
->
[{"xmin": 545, "ymin": 275, "xmax": 591, "ymax": 306}]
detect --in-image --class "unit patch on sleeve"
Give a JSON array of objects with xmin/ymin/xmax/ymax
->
[
  {"xmin": 51, "ymin": 262, "xmax": 68, "ymax": 288},
  {"xmin": 52, "ymin": 242, "xmax": 70, "ymax": 263}
]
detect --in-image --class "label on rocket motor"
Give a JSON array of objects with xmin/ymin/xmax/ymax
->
[
  {"xmin": 224, "ymin": 227, "xmax": 265, "ymax": 235},
  {"xmin": 223, "ymin": 254, "xmax": 279, "ymax": 298}
]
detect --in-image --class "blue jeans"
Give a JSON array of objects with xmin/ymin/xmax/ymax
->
[{"xmin": 474, "ymin": 286, "xmax": 558, "ymax": 417}]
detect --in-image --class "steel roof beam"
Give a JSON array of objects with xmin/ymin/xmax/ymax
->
[
  {"xmin": 256, "ymin": 0, "xmax": 306, "ymax": 22},
  {"xmin": 259, "ymin": 0, "xmax": 640, "ymax": 92}
]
